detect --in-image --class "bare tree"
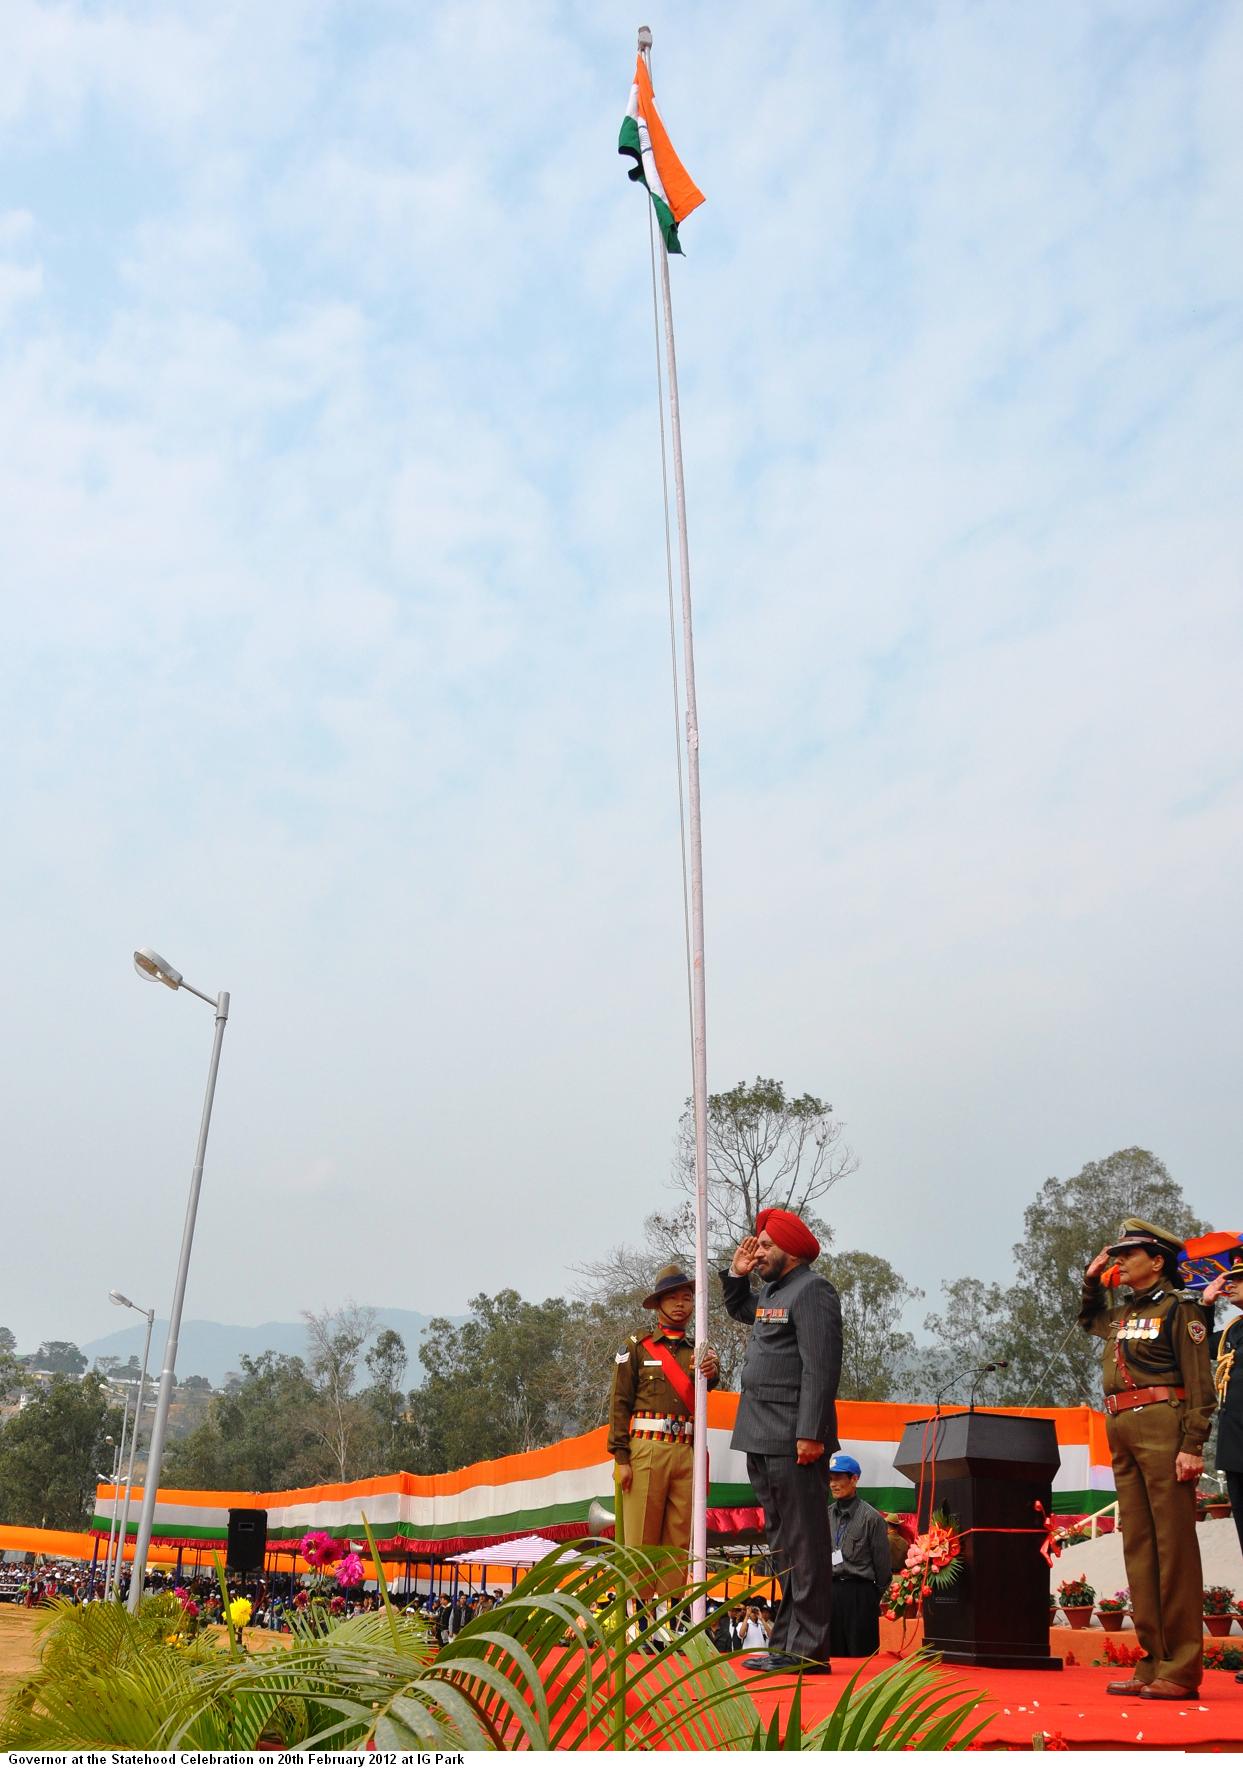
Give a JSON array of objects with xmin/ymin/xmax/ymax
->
[
  {"xmin": 302, "ymin": 1303, "xmax": 376, "ymax": 1482},
  {"xmin": 674, "ymin": 1077, "xmax": 857, "ymax": 1250}
]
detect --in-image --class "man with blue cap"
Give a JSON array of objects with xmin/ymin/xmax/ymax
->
[{"xmin": 827, "ymin": 1452, "xmax": 892, "ymax": 1657}]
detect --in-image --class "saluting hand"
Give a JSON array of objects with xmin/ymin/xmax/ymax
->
[
  {"xmin": 1084, "ymin": 1247, "xmax": 1112, "ymax": 1280},
  {"xmin": 732, "ymin": 1236, "xmax": 760, "ymax": 1275}
]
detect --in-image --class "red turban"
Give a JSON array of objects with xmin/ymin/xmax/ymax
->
[{"xmin": 756, "ymin": 1208, "xmax": 820, "ymax": 1262}]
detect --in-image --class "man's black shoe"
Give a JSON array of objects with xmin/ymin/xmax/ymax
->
[
  {"xmin": 763, "ymin": 1654, "xmax": 831, "ymax": 1675},
  {"xmin": 741, "ymin": 1653, "xmax": 776, "ymax": 1670}
]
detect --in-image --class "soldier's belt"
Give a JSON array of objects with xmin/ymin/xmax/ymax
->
[
  {"xmin": 1104, "ymin": 1385, "xmax": 1186, "ymax": 1414},
  {"xmin": 629, "ymin": 1414, "xmax": 694, "ymax": 1442}
]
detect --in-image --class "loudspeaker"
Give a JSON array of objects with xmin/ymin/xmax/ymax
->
[{"xmin": 226, "ymin": 1508, "xmax": 268, "ymax": 1571}]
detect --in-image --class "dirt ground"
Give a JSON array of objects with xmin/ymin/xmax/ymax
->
[{"xmin": 0, "ymin": 1604, "xmax": 292, "ymax": 1714}]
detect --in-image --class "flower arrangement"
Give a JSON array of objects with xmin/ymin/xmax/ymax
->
[
  {"xmin": 903, "ymin": 1514, "xmax": 962, "ymax": 1591},
  {"xmin": 1097, "ymin": 1589, "xmax": 1129, "ymax": 1613},
  {"xmin": 1056, "ymin": 1574, "xmax": 1095, "ymax": 1608},
  {"xmin": 1204, "ymin": 1643, "xmax": 1243, "ymax": 1671},
  {"xmin": 880, "ymin": 1569, "xmax": 927, "ymax": 1620},
  {"xmin": 1203, "ymin": 1583, "xmax": 1236, "ymax": 1616}
]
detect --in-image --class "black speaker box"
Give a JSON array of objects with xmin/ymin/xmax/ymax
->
[{"xmin": 226, "ymin": 1507, "xmax": 268, "ymax": 1571}]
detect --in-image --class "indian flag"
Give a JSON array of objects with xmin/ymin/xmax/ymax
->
[{"xmin": 619, "ymin": 54, "xmax": 704, "ymax": 255}]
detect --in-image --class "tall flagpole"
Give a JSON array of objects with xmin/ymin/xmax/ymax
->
[{"xmin": 638, "ymin": 25, "xmax": 711, "ymax": 1624}]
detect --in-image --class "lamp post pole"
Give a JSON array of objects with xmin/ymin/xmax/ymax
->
[
  {"xmin": 104, "ymin": 1391, "xmax": 130, "ymax": 1595},
  {"xmin": 108, "ymin": 1302, "xmax": 155, "ymax": 1600},
  {"xmin": 127, "ymin": 970, "xmax": 229, "ymax": 1612}
]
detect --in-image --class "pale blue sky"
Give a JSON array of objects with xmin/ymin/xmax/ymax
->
[{"xmin": 2, "ymin": 1, "xmax": 1240, "ymax": 1352}]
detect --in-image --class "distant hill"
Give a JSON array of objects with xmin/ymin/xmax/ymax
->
[{"xmin": 80, "ymin": 1308, "xmax": 458, "ymax": 1390}]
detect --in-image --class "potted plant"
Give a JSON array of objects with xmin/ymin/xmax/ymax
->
[
  {"xmin": 1096, "ymin": 1589, "xmax": 1128, "ymax": 1632},
  {"xmin": 1048, "ymin": 1591, "xmax": 1057, "ymax": 1627},
  {"xmin": 1198, "ymin": 1487, "xmax": 1233, "ymax": 1522},
  {"xmin": 1056, "ymin": 1574, "xmax": 1095, "ymax": 1629},
  {"xmin": 1204, "ymin": 1583, "xmax": 1236, "ymax": 1638}
]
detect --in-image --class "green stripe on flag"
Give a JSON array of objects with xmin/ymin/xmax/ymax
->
[{"xmin": 618, "ymin": 116, "xmax": 684, "ymax": 256}]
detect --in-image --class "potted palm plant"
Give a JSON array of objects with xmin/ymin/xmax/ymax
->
[
  {"xmin": 1204, "ymin": 1583, "xmax": 1236, "ymax": 1638},
  {"xmin": 1096, "ymin": 1589, "xmax": 1128, "ymax": 1632},
  {"xmin": 1056, "ymin": 1574, "xmax": 1096, "ymax": 1630}
]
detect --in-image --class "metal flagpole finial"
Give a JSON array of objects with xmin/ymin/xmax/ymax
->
[{"xmin": 637, "ymin": 26, "xmax": 652, "ymax": 52}]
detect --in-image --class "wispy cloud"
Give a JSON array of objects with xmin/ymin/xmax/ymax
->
[{"xmin": 1, "ymin": 0, "xmax": 1240, "ymax": 1348}]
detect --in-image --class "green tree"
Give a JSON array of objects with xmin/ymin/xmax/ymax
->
[
  {"xmin": 303, "ymin": 1304, "xmax": 376, "ymax": 1483},
  {"xmin": 161, "ymin": 1353, "xmax": 323, "ymax": 1491},
  {"xmin": 826, "ymin": 1250, "xmax": 924, "ymax": 1401},
  {"xmin": 915, "ymin": 1278, "xmax": 1015, "ymax": 1402},
  {"xmin": 32, "ymin": 1341, "xmax": 87, "ymax": 1376},
  {"xmin": 410, "ymin": 1292, "xmax": 579, "ymax": 1472},
  {"xmin": 0, "ymin": 1373, "xmax": 120, "ymax": 1526},
  {"xmin": 360, "ymin": 1330, "xmax": 412, "ymax": 1474},
  {"xmin": 919, "ymin": 1148, "xmax": 1207, "ymax": 1406}
]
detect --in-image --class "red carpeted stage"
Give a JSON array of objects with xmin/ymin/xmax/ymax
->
[{"xmin": 730, "ymin": 1651, "xmax": 1243, "ymax": 1752}]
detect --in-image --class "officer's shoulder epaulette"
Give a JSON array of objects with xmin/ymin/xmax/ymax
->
[{"xmin": 1175, "ymin": 1290, "xmax": 1202, "ymax": 1305}]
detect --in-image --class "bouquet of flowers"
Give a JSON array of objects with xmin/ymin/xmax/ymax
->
[
  {"xmin": 904, "ymin": 1513, "xmax": 962, "ymax": 1592},
  {"xmin": 880, "ymin": 1568, "xmax": 926, "ymax": 1620},
  {"xmin": 1203, "ymin": 1582, "xmax": 1236, "ymax": 1616},
  {"xmin": 1097, "ymin": 1589, "xmax": 1129, "ymax": 1613}
]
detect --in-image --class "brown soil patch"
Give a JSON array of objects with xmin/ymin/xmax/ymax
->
[
  {"xmin": 0, "ymin": 1606, "xmax": 44, "ymax": 1711},
  {"xmin": 0, "ymin": 1603, "xmax": 292, "ymax": 1716}
]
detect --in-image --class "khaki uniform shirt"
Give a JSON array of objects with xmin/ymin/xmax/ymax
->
[
  {"xmin": 608, "ymin": 1327, "xmax": 713, "ymax": 1462},
  {"xmin": 1079, "ymin": 1278, "xmax": 1215, "ymax": 1455}
]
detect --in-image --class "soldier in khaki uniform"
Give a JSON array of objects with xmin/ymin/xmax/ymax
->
[
  {"xmin": 1080, "ymin": 1218, "xmax": 1215, "ymax": 1701},
  {"xmin": 609, "ymin": 1263, "xmax": 718, "ymax": 1601}
]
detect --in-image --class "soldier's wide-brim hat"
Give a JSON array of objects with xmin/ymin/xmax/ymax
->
[
  {"xmin": 1105, "ymin": 1217, "xmax": 1183, "ymax": 1259},
  {"xmin": 643, "ymin": 1263, "xmax": 695, "ymax": 1309}
]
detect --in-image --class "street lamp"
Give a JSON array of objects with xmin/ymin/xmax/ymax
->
[
  {"xmin": 106, "ymin": 1291, "xmax": 156, "ymax": 1601},
  {"xmin": 126, "ymin": 948, "xmax": 230, "ymax": 1612}
]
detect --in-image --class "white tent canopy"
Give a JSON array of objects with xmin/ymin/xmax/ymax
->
[{"xmin": 450, "ymin": 1535, "xmax": 562, "ymax": 1569}]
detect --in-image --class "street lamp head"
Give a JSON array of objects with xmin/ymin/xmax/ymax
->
[
  {"xmin": 109, "ymin": 1289, "xmax": 135, "ymax": 1310},
  {"xmin": 133, "ymin": 948, "xmax": 182, "ymax": 990}
]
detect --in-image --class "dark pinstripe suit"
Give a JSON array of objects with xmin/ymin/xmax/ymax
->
[{"xmin": 721, "ymin": 1262, "xmax": 842, "ymax": 1663}]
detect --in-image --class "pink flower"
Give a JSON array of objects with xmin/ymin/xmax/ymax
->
[
  {"xmin": 293, "ymin": 1590, "xmax": 310, "ymax": 1610},
  {"xmin": 299, "ymin": 1532, "xmax": 344, "ymax": 1568},
  {"xmin": 328, "ymin": 1594, "xmax": 346, "ymax": 1615},
  {"xmin": 336, "ymin": 1553, "xmax": 364, "ymax": 1589}
]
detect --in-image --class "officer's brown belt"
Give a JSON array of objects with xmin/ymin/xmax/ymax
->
[{"xmin": 1103, "ymin": 1384, "xmax": 1186, "ymax": 1414}]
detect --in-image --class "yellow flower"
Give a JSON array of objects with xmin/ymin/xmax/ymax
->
[{"xmin": 228, "ymin": 1598, "xmax": 253, "ymax": 1627}]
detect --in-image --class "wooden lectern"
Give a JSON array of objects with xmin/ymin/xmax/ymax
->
[{"xmin": 894, "ymin": 1411, "xmax": 1062, "ymax": 1670}]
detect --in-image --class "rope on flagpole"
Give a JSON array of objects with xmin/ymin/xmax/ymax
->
[{"xmin": 645, "ymin": 192, "xmax": 697, "ymax": 1077}]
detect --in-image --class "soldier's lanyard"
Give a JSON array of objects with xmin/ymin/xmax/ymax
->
[{"xmin": 641, "ymin": 1335, "xmax": 696, "ymax": 1415}]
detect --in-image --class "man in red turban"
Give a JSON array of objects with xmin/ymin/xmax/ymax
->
[{"xmin": 720, "ymin": 1207, "xmax": 841, "ymax": 1674}]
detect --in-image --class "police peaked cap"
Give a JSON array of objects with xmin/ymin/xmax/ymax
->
[{"xmin": 1105, "ymin": 1217, "xmax": 1183, "ymax": 1259}]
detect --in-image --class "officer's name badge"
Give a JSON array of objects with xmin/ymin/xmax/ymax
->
[{"xmin": 755, "ymin": 1306, "xmax": 789, "ymax": 1323}]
